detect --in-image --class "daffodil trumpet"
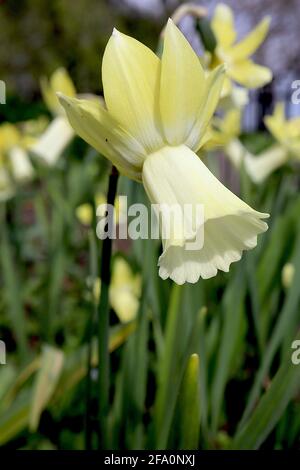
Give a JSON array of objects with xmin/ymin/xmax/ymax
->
[{"xmin": 58, "ymin": 19, "xmax": 269, "ymax": 284}]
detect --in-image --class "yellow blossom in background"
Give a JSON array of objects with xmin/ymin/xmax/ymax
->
[
  {"xmin": 30, "ymin": 68, "xmax": 76, "ymax": 165},
  {"xmin": 76, "ymin": 193, "xmax": 126, "ymax": 226},
  {"xmin": 59, "ymin": 19, "xmax": 269, "ymax": 284},
  {"xmin": 282, "ymin": 262, "xmax": 295, "ymax": 289},
  {"xmin": 210, "ymin": 3, "xmax": 272, "ymax": 90},
  {"xmin": 204, "ymin": 108, "xmax": 241, "ymax": 149},
  {"xmin": 244, "ymin": 103, "xmax": 300, "ymax": 183},
  {"xmin": 76, "ymin": 204, "xmax": 94, "ymax": 226},
  {"xmin": 265, "ymin": 103, "xmax": 300, "ymax": 158},
  {"xmin": 0, "ymin": 122, "xmax": 36, "ymax": 199},
  {"xmin": 41, "ymin": 67, "xmax": 77, "ymax": 116},
  {"xmin": 93, "ymin": 258, "xmax": 141, "ymax": 323}
]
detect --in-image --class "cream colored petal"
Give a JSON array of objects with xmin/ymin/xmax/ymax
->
[
  {"xmin": 58, "ymin": 94, "xmax": 146, "ymax": 181},
  {"xmin": 228, "ymin": 60, "xmax": 272, "ymax": 88},
  {"xmin": 229, "ymin": 17, "xmax": 270, "ymax": 61},
  {"xmin": 230, "ymin": 85, "xmax": 249, "ymax": 108},
  {"xmin": 187, "ymin": 65, "xmax": 225, "ymax": 151},
  {"xmin": 109, "ymin": 286, "xmax": 139, "ymax": 323},
  {"xmin": 9, "ymin": 146, "xmax": 34, "ymax": 181},
  {"xmin": 225, "ymin": 138, "xmax": 248, "ymax": 168},
  {"xmin": 30, "ymin": 116, "xmax": 74, "ymax": 166},
  {"xmin": 245, "ymin": 145, "xmax": 289, "ymax": 183},
  {"xmin": 160, "ymin": 19, "xmax": 205, "ymax": 145},
  {"xmin": 211, "ymin": 3, "xmax": 236, "ymax": 49},
  {"xmin": 102, "ymin": 29, "xmax": 163, "ymax": 152},
  {"xmin": 159, "ymin": 212, "xmax": 267, "ymax": 284},
  {"xmin": 143, "ymin": 144, "xmax": 268, "ymax": 284}
]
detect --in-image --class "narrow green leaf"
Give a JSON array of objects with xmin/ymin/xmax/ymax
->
[
  {"xmin": 241, "ymin": 227, "xmax": 300, "ymax": 427},
  {"xmin": 210, "ymin": 266, "xmax": 246, "ymax": 432},
  {"xmin": 232, "ymin": 332, "xmax": 300, "ymax": 449},
  {"xmin": 154, "ymin": 283, "xmax": 184, "ymax": 449},
  {"xmin": 29, "ymin": 345, "xmax": 64, "ymax": 431},
  {"xmin": 176, "ymin": 354, "xmax": 201, "ymax": 449},
  {"xmin": 0, "ymin": 223, "xmax": 29, "ymax": 360},
  {"xmin": 0, "ymin": 389, "xmax": 31, "ymax": 446}
]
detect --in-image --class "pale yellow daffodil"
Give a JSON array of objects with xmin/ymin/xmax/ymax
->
[
  {"xmin": 94, "ymin": 257, "xmax": 141, "ymax": 323},
  {"xmin": 210, "ymin": 3, "xmax": 272, "ymax": 90},
  {"xmin": 58, "ymin": 19, "xmax": 268, "ymax": 284},
  {"xmin": 282, "ymin": 262, "xmax": 295, "ymax": 289},
  {"xmin": 76, "ymin": 193, "xmax": 126, "ymax": 226},
  {"xmin": 0, "ymin": 122, "xmax": 35, "ymax": 200},
  {"xmin": 205, "ymin": 108, "xmax": 241, "ymax": 149},
  {"xmin": 265, "ymin": 103, "xmax": 300, "ymax": 158},
  {"xmin": 205, "ymin": 106, "xmax": 290, "ymax": 184},
  {"xmin": 31, "ymin": 68, "xmax": 76, "ymax": 165},
  {"xmin": 244, "ymin": 103, "xmax": 300, "ymax": 183}
]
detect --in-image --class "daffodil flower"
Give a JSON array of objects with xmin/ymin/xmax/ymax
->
[
  {"xmin": 58, "ymin": 19, "xmax": 268, "ymax": 284},
  {"xmin": 76, "ymin": 193, "xmax": 126, "ymax": 226},
  {"xmin": 265, "ymin": 103, "xmax": 300, "ymax": 158},
  {"xmin": 205, "ymin": 108, "xmax": 241, "ymax": 148},
  {"xmin": 31, "ymin": 68, "xmax": 76, "ymax": 165},
  {"xmin": 210, "ymin": 3, "xmax": 272, "ymax": 90},
  {"xmin": 93, "ymin": 257, "xmax": 141, "ymax": 323},
  {"xmin": 0, "ymin": 122, "xmax": 35, "ymax": 200},
  {"xmin": 244, "ymin": 103, "xmax": 300, "ymax": 183}
]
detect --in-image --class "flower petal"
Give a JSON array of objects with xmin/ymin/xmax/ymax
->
[
  {"xmin": 264, "ymin": 102, "xmax": 286, "ymax": 143},
  {"xmin": 9, "ymin": 147, "xmax": 34, "ymax": 181},
  {"xmin": 187, "ymin": 65, "xmax": 225, "ymax": 151},
  {"xmin": 142, "ymin": 144, "xmax": 268, "ymax": 284},
  {"xmin": 211, "ymin": 3, "xmax": 236, "ymax": 49},
  {"xmin": 245, "ymin": 145, "xmax": 289, "ymax": 183},
  {"xmin": 41, "ymin": 67, "xmax": 76, "ymax": 116},
  {"xmin": 102, "ymin": 29, "xmax": 163, "ymax": 152},
  {"xmin": 160, "ymin": 19, "xmax": 205, "ymax": 145},
  {"xmin": 229, "ymin": 17, "xmax": 270, "ymax": 61},
  {"xmin": 30, "ymin": 116, "xmax": 74, "ymax": 166},
  {"xmin": 228, "ymin": 60, "xmax": 272, "ymax": 88},
  {"xmin": 58, "ymin": 94, "xmax": 146, "ymax": 181}
]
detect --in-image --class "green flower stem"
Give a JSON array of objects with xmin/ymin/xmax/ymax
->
[
  {"xmin": 84, "ymin": 229, "xmax": 98, "ymax": 450},
  {"xmin": 98, "ymin": 166, "xmax": 119, "ymax": 449}
]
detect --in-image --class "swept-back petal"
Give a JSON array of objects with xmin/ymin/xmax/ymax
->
[
  {"xmin": 264, "ymin": 103, "xmax": 286, "ymax": 143},
  {"xmin": 142, "ymin": 144, "xmax": 268, "ymax": 284},
  {"xmin": 228, "ymin": 60, "xmax": 272, "ymax": 88},
  {"xmin": 211, "ymin": 3, "xmax": 236, "ymax": 49},
  {"xmin": 102, "ymin": 29, "xmax": 163, "ymax": 153},
  {"xmin": 187, "ymin": 65, "xmax": 225, "ymax": 151},
  {"xmin": 229, "ymin": 17, "xmax": 270, "ymax": 61},
  {"xmin": 160, "ymin": 19, "xmax": 206, "ymax": 145},
  {"xmin": 58, "ymin": 94, "xmax": 146, "ymax": 181}
]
